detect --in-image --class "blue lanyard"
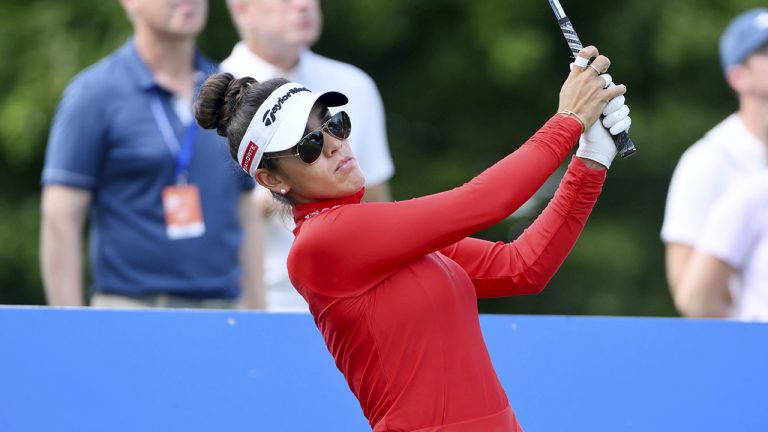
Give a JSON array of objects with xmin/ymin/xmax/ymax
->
[{"xmin": 148, "ymin": 89, "xmax": 197, "ymax": 184}]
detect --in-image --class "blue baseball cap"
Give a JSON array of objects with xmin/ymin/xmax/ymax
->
[{"xmin": 720, "ymin": 8, "xmax": 768, "ymax": 73}]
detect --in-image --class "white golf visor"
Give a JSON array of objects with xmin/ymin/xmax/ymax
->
[{"xmin": 236, "ymin": 82, "xmax": 348, "ymax": 177}]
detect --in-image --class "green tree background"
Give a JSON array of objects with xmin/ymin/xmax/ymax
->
[{"xmin": 0, "ymin": 0, "xmax": 761, "ymax": 315}]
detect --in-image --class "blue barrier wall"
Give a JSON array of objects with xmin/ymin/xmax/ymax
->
[{"xmin": 1, "ymin": 307, "xmax": 766, "ymax": 431}]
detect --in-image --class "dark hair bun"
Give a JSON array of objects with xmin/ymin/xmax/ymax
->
[{"xmin": 195, "ymin": 72, "xmax": 258, "ymax": 137}]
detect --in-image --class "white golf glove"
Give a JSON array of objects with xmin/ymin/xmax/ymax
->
[{"xmin": 575, "ymin": 74, "xmax": 631, "ymax": 169}]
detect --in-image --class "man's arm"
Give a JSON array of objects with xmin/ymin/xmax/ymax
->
[
  {"xmin": 238, "ymin": 191, "xmax": 267, "ymax": 310},
  {"xmin": 40, "ymin": 185, "xmax": 91, "ymax": 306},
  {"xmin": 661, "ymin": 145, "xmax": 726, "ymax": 315},
  {"xmin": 666, "ymin": 242, "xmax": 731, "ymax": 318},
  {"xmin": 674, "ymin": 249, "xmax": 733, "ymax": 318},
  {"xmin": 665, "ymin": 242, "xmax": 693, "ymax": 299},
  {"xmin": 672, "ymin": 175, "xmax": 764, "ymax": 318}
]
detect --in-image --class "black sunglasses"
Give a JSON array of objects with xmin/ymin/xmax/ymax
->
[{"xmin": 262, "ymin": 111, "xmax": 351, "ymax": 164}]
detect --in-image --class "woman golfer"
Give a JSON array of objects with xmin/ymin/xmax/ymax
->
[{"xmin": 195, "ymin": 45, "xmax": 630, "ymax": 431}]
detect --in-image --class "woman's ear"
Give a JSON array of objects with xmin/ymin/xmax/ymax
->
[{"xmin": 254, "ymin": 167, "xmax": 289, "ymax": 195}]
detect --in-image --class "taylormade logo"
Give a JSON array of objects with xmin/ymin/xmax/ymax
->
[
  {"xmin": 262, "ymin": 87, "xmax": 310, "ymax": 126},
  {"xmin": 241, "ymin": 141, "xmax": 259, "ymax": 173}
]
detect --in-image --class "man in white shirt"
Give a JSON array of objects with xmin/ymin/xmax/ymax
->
[
  {"xmin": 676, "ymin": 174, "xmax": 768, "ymax": 321},
  {"xmin": 662, "ymin": 8, "xmax": 768, "ymax": 317},
  {"xmin": 222, "ymin": 0, "xmax": 395, "ymax": 311}
]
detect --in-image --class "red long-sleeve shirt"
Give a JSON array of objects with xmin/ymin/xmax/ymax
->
[{"xmin": 287, "ymin": 115, "xmax": 606, "ymax": 431}]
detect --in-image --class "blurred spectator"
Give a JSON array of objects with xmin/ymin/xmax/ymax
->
[
  {"xmin": 675, "ymin": 173, "xmax": 768, "ymax": 320},
  {"xmin": 221, "ymin": 0, "xmax": 395, "ymax": 311},
  {"xmin": 39, "ymin": 0, "xmax": 265, "ymax": 309},
  {"xmin": 662, "ymin": 7, "xmax": 768, "ymax": 317}
]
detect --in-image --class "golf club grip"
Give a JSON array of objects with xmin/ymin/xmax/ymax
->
[
  {"xmin": 557, "ymin": 17, "xmax": 637, "ymax": 159},
  {"xmin": 614, "ymin": 131, "xmax": 636, "ymax": 158}
]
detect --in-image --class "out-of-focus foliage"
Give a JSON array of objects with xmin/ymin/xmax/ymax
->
[{"xmin": 0, "ymin": 0, "xmax": 762, "ymax": 314}]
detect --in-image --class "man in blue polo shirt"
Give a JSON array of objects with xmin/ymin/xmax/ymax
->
[{"xmin": 40, "ymin": 0, "xmax": 265, "ymax": 309}]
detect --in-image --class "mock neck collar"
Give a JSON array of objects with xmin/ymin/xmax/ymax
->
[{"xmin": 292, "ymin": 188, "xmax": 366, "ymax": 227}]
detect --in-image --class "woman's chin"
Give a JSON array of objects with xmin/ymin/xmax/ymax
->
[
  {"xmin": 350, "ymin": 174, "xmax": 366, "ymax": 192},
  {"xmin": 340, "ymin": 168, "xmax": 365, "ymax": 192}
]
